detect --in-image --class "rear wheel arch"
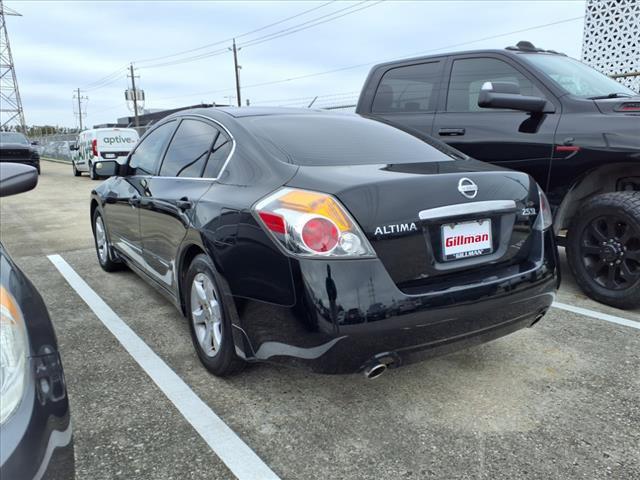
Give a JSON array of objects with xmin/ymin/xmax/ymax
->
[
  {"xmin": 90, "ymin": 199, "xmax": 99, "ymax": 231},
  {"xmin": 177, "ymin": 241, "xmax": 243, "ymax": 323},
  {"xmin": 179, "ymin": 244, "xmax": 205, "ymax": 313},
  {"xmin": 554, "ymin": 163, "xmax": 640, "ymax": 234}
]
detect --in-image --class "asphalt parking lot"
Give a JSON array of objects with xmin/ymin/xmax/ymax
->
[{"xmin": 1, "ymin": 160, "xmax": 639, "ymax": 480}]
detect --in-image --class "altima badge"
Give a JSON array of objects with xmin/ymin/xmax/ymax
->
[
  {"xmin": 458, "ymin": 178, "xmax": 478, "ymax": 199},
  {"xmin": 374, "ymin": 223, "xmax": 418, "ymax": 236}
]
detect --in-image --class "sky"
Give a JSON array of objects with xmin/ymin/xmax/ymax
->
[{"xmin": 5, "ymin": 0, "xmax": 586, "ymax": 128}]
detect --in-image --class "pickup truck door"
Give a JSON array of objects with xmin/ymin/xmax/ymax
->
[
  {"xmin": 360, "ymin": 60, "xmax": 445, "ymax": 138},
  {"xmin": 432, "ymin": 54, "xmax": 560, "ymax": 190}
]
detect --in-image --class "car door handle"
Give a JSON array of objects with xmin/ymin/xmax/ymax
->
[
  {"xmin": 438, "ymin": 128, "xmax": 466, "ymax": 136},
  {"xmin": 176, "ymin": 197, "xmax": 192, "ymax": 211},
  {"xmin": 128, "ymin": 196, "xmax": 141, "ymax": 207}
]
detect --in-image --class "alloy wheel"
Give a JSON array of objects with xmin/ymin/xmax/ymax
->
[
  {"xmin": 580, "ymin": 215, "xmax": 640, "ymax": 290},
  {"xmin": 95, "ymin": 215, "xmax": 108, "ymax": 264},
  {"xmin": 190, "ymin": 273, "xmax": 223, "ymax": 358}
]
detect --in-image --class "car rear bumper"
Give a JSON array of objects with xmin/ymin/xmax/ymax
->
[{"xmin": 232, "ymin": 229, "xmax": 559, "ymax": 374}]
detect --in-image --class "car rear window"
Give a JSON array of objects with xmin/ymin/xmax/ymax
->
[{"xmin": 242, "ymin": 114, "xmax": 455, "ymax": 166}]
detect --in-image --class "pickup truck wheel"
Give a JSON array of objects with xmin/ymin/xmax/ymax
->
[
  {"xmin": 185, "ymin": 254, "xmax": 245, "ymax": 376},
  {"xmin": 92, "ymin": 209, "xmax": 122, "ymax": 272},
  {"xmin": 72, "ymin": 162, "xmax": 81, "ymax": 177},
  {"xmin": 567, "ymin": 192, "xmax": 640, "ymax": 309}
]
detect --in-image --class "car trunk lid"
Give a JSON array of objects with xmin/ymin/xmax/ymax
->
[{"xmin": 287, "ymin": 160, "xmax": 541, "ymax": 293}]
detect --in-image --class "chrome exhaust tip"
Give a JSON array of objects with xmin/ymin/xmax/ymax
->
[{"xmin": 363, "ymin": 362, "xmax": 387, "ymax": 379}]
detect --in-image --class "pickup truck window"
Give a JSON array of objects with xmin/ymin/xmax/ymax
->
[
  {"xmin": 446, "ymin": 58, "xmax": 542, "ymax": 112},
  {"xmin": 372, "ymin": 62, "xmax": 441, "ymax": 113}
]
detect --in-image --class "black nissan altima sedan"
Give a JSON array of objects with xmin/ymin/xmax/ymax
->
[{"xmin": 90, "ymin": 107, "xmax": 559, "ymax": 377}]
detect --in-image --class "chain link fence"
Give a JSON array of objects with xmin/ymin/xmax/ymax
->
[{"xmin": 32, "ymin": 133, "xmax": 78, "ymax": 162}]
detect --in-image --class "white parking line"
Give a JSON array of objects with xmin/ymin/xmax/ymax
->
[
  {"xmin": 552, "ymin": 302, "xmax": 640, "ymax": 331},
  {"xmin": 47, "ymin": 254, "xmax": 281, "ymax": 480}
]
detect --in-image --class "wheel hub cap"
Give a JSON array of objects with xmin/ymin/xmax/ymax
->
[
  {"xmin": 190, "ymin": 273, "xmax": 222, "ymax": 358},
  {"xmin": 599, "ymin": 242, "xmax": 622, "ymax": 263},
  {"xmin": 580, "ymin": 215, "xmax": 640, "ymax": 290},
  {"xmin": 95, "ymin": 217, "xmax": 108, "ymax": 263}
]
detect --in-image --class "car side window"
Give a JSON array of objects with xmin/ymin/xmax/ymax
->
[
  {"xmin": 446, "ymin": 58, "xmax": 544, "ymax": 112},
  {"xmin": 372, "ymin": 62, "xmax": 442, "ymax": 113},
  {"xmin": 203, "ymin": 130, "xmax": 232, "ymax": 178},
  {"xmin": 129, "ymin": 121, "xmax": 176, "ymax": 175},
  {"xmin": 159, "ymin": 119, "xmax": 218, "ymax": 177}
]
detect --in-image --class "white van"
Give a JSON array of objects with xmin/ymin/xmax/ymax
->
[{"xmin": 71, "ymin": 128, "xmax": 139, "ymax": 179}]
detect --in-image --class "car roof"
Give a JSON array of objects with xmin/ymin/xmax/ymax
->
[
  {"xmin": 165, "ymin": 106, "xmax": 342, "ymax": 124},
  {"xmin": 218, "ymin": 106, "xmax": 328, "ymax": 118},
  {"xmin": 82, "ymin": 128, "xmax": 138, "ymax": 133}
]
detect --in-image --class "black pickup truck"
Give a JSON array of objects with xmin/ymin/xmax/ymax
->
[
  {"xmin": 357, "ymin": 41, "xmax": 640, "ymax": 309},
  {"xmin": 0, "ymin": 132, "xmax": 41, "ymax": 174}
]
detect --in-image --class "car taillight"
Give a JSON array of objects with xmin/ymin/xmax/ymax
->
[
  {"xmin": 618, "ymin": 102, "xmax": 640, "ymax": 112},
  {"xmin": 0, "ymin": 287, "xmax": 28, "ymax": 424},
  {"xmin": 92, "ymin": 139, "xmax": 98, "ymax": 157},
  {"xmin": 254, "ymin": 187, "xmax": 376, "ymax": 258},
  {"xmin": 534, "ymin": 187, "xmax": 553, "ymax": 231}
]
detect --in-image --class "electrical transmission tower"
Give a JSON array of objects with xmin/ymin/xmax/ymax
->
[{"xmin": 0, "ymin": 0, "xmax": 26, "ymax": 132}]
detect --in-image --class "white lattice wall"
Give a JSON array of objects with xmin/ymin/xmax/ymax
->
[{"xmin": 582, "ymin": 0, "xmax": 640, "ymax": 92}]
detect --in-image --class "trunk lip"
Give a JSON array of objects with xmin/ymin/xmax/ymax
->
[{"xmin": 419, "ymin": 200, "xmax": 517, "ymax": 221}]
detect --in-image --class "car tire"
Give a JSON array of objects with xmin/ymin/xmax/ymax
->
[
  {"xmin": 72, "ymin": 162, "xmax": 81, "ymax": 177},
  {"xmin": 89, "ymin": 162, "xmax": 97, "ymax": 180},
  {"xmin": 92, "ymin": 209, "xmax": 121, "ymax": 272},
  {"xmin": 185, "ymin": 254, "xmax": 245, "ymax": 376},
  {"xmin": 567, "ymin": 192, "xmax": 640, "ymax": 309}
]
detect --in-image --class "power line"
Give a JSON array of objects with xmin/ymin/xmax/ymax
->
[
  {"xmin": 83, "ymin": 74, "xmax": 127, "ymax": 92},
  {"xmin": 251, "ymin": 90, "xmax": 361, "ymax": 105},
  {"xmin": 134, "ymin": 0, "xmax": 337, "ymax": 65},
  {"xmin": 239, "ymin": 0, "xmax": 384, "ymax": 50},
  {"xmin": 81, "ymin": 66, "xmax": 127, "ymax": 89},
  {"xmin": 158, "ymin": 15, "xmax": 584, "ymax": 100},
  {"xmin": 137, "ymin": 0, "xmax": 383, "ymax": 70},
  {"xmin": 137, "ymin": 48, "xmax": 229, "ymax": 70}
]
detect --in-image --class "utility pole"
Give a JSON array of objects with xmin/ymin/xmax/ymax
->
[
  {"xmin": 0, "ymin": 0, "xmax": 26, "ymax": 132},
  {"xmin": 73, "ymin": 88, "xmax": 88, "ymax": 131},
  {"xmin": 128, "ymin": 63, "xmax": 139, "ymax": 127},
  {"xmin": 231, "ymin": 39, "xmax": 241, "ymax": 107}
]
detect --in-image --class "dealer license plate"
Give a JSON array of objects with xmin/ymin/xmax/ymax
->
[{"xmin": 441, "ymin": 219, "xmax": 492, "ymax": 261}]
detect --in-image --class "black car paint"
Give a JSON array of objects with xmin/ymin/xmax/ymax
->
[
  {"xmin": 356, "ymin": 49, "xmax": 640, "ymax": 229},
  {"xmin": 0, "ymin": 142, "xmax": 41, "ymax": 171},
  {"xmin": 91, "ymin": 108, "xmax": 558, "ymax": 374},
  {"xmin": 0, "ymin": 245, "xmax": 74, "ymax": 479}
]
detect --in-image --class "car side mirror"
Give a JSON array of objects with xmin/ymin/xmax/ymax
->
[
  {"xmin": 31, "ymin": 141, "xmax": 39, "ymax": 146},
  {"xmin": 478, "ymin": 81, "xmax": 548, "ymax": 113},
  {"xmin": 94, "ymin": 160, "xmax": 120, "ymax": 178},
  {"xmin": 69, "ymin": 143, "xmax": 78, "ymax": 151},
  {"xmin": 0, "ymin": 163, "xmax": 38, "ymax": 197}
]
